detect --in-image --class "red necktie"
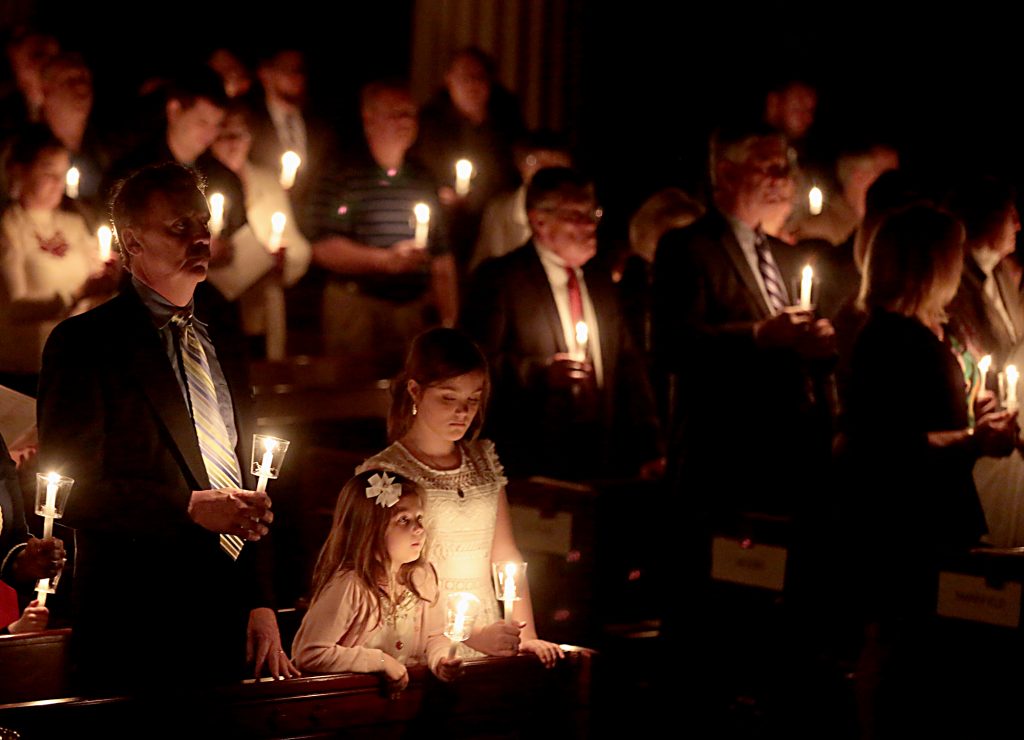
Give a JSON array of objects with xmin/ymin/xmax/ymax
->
[{"xmin": 566, "ymin": 267, "xmax": 584, "ymax": 326}]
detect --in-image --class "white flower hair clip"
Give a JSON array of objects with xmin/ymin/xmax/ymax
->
[{"xmin": 366, "ymin": 472, "xmax": 402, "ymax": 508}]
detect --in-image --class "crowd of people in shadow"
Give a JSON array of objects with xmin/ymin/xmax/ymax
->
[{"xmin": 2, "ymin": 23, "xmax": 1024, "ymax": 738}]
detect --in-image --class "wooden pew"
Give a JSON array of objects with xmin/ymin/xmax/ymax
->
[{"xmin": 0, "ymin": 643, "xmax": 596, "ymax": 739}]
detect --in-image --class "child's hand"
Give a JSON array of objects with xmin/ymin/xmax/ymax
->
[
  {"xmin": 520, "ymin": 638, "xmax": 564, "ymax": 668},
  {"xmin": 434, "ymin": 657, "xmax": 463, "ymax": 682},
  {"xmin": 382, "ymin": 653, "xmax": 409, "ymax": 698},
  {"xmin": 466, "ymin": 620, "xmax": 521, "ymax": 657},
  {"xmin": 8, "ymin": 600, "xmax": 48, "ymax": 634}
]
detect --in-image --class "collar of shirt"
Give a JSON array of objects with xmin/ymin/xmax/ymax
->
[
  {"xmin": 131, "ymin": 276, "xmax": 199, "ymax": 331},
  {"xmin": 973, "ymin": 246, "xmax": 1003, "ymax": 277},
  {"xmin": 727, "ymin": 215, "xmax": 759, "ymax": 254}
]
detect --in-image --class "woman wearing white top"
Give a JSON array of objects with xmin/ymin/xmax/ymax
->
[
  {"xmin": 210, "ymin": 102, "xmax": 311, "ymax": 359},
  {"xmin": 0, "ymin": 126, "xmax": 117, "ymax": 393}
]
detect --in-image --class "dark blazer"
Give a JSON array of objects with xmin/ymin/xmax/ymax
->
[
  {"xmin": 653, "ymin": 209, "xmax": 833, "ymax": 518},
  {"xmin": 949, "ymin": 256, "xmax": 1024, "ymax": 371},
  {"xmin": 462, "ymin": 241, "xmax": 662, "ymax": 480},
  {"xmin": 0, "ymin": 433, "xmax": 29, "ymax": 587},
  {"xmin": 37, "ymin": 282, "xmax": 272, "ymax": 688},
  {"xmin": 245, "ymin": 96, "xmax": 334, "ymax": 234}
]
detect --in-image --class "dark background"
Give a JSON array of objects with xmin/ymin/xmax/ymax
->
[{"xmin": 19, "ymin": 3, "xmax": 1024, "ymax": 232}]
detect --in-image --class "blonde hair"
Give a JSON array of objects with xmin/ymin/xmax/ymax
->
[
  {"xmin": 309, "ymin": 471, "xmax": 433, "ymax": 632},
  {"xmin": 858, "ymin": 204, "xmax": 965, "ymax": 324}
]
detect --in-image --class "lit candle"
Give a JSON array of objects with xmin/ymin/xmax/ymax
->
[
  {"xmin": 502, "ymin": 562, "xmax": 517, "ymax": 624},
  {"xmin": 65, "ymin": 167, "xmax": 80, "ymax": 199},
  {"xmin": 800, "ymin": 265, "xmax": 814, "ymax": 310},
  {"xmin": 448, "ymin": 598, "xmax": 470, "ymax": 659},
  {"xmin": 413, "ymin": 203, "xmax": 430, "ymax": 249},
  {"xmin": 268, "ymin": 211, "xmax": 286, "ymax": 254},
  {"xmin": 454, "ymin": 159, "xmax": 474, "ymax": 197},
  {"xmin": 808, "ymin": 186, "xmax": 823, "ymax": 216},
  {"xmin": 255, "ymin": 438, "xmax": 277, "ymax": 494},
  {"xmin": 1007, "ymin": 365, "xmax": 1019, "ymax": 413},
  {"xmin": 35, "ymin": 472, "xmax": 61, "ymax": 607},
  {"xmin": 280, "ymin": 151, "xmax": 301, "ymax": 190},
  {"xmin": 97, "ymin": 225, "xmax": 113, "ymax": 262},
  {"xmin": 574, "ymin": 320, "xmax": 589, "ymax": 362},
  {"xmin": 979, "ymin": 355, "xmax": 992, "ymax": 394},
  {"xmin": 209, "ymin": 192, "xmax": 225, "ymax": 237}
]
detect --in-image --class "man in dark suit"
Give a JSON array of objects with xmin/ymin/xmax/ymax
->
[
  {"xmin": 37, "ymin": 164, "xmax": 298, "ymax": 692},
  {"xmin": 654, "ymin": 124, "xmax": 835, "ymax": 523},
  {"xmin": 462, "ymin": 167, "xmax": 663, "ymax": 481}
]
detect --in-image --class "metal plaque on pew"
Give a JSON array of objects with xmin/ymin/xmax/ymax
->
[
  {"xmin": 711, "ymin": 537, "xmax": 787, "ymax": 591},
  {"xmin": 936, "ymin": 572, "xmax": 1022, "ymax": 628}
]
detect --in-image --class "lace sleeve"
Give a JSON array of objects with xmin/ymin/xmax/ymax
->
[{"xmin": 478, "ymin": 439, "xmax": 508, "ymax": 488}]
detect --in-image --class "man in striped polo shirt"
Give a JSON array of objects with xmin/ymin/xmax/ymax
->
[{"xmin": 310, "ymin": 80, "xmax": 457, "ymax": 378}]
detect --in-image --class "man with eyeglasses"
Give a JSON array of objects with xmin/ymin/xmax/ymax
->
[{"xmin": 462, "ymin": 167, "xmax": 664, "ymax": 482}]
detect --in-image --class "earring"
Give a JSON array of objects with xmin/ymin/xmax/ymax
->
[{"xmin": 412, "ymin": 402, "xmax": 418, "ymax": 416}]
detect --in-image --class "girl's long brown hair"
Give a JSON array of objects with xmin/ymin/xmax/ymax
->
[{"xmin": 309, "ymin": 471, "xmax": 433, "ymax": 632}]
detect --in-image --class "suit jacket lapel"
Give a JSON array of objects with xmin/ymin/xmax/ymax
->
[
  {"xmin": 119, "ymin": 289, "xmax": 210, "ymax": 490},
  {"xmin": 526, "ymin": 243, "xmax": 571, "ymax": 354},
  {"xmin": 716, "ymin": 215, "xmax": 772, "ymax": 318}
]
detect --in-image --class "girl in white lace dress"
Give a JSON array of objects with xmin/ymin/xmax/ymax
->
[
  {"xmin": 292, "ymin": 471, "xmax": 460, "ymax": 690},
  {"xmin": 358, "ymin": 328, "xmax": 563, "ymax": 666}
]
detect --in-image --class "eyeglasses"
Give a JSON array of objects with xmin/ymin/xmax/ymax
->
[{"xmin": 537, "ymin": 206, "xmax": 604, "ymax": 225}]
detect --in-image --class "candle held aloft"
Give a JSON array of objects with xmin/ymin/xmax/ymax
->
[
  {"xmin": 65, "ymin": 167, "xmax": 80, "ymax": 199},
  {"xmin": 280, "ymin": 151, "xmax": 301, "ymax": 190},
  {"xmin": 1007, "ymin": 365, "xmax": 1019, "ymax": 412},
  {"xmin": 502, "ymin": 562, "xmax": 517, "ymax": 623},
  {"xmin": 979, "ymin": 355, "xmax": 992, "ymax": 393},
  {"xmin": 268, "ymin": 211, "xmax": 286, "ymax": 254},
  {"xmin": 97, "ymin": 225, "xmax": 113, "ymax": 262},
  {"xmin": 413, "ymin": 203, "xmax": 430, "ymax": 248},
  {"xmin": 574, "ymin": 320, "xmax": 589, "ymax": 361},
  {"xmin": 209, "ymin": 193, "xmax": 225, "ymax": 237},
  {"xmin": 800, "ymin": 265, "xmax": 814, "ymax": 310},
  {"xmin": 454, "ymin": 159, "xmax": 473, "ymax": 196},
  {"xmin": 808, "ymin": 186, "xmax": 823, "ymax": 216},
  {"xmin": 256, "ymin": 438, "xmax": 277, "ymax": 494}
]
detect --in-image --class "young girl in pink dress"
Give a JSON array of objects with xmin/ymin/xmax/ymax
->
[
  {"xmin": 291, "ymin": 470, "xmax": 460, "ymax": 691},
  {"xmin": 358, "ymin": 328, "xmax": 563, "ymax": 667}
]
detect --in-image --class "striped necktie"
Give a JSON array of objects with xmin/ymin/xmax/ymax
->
[
  {"xmin": 171, "ymin": 312, "xmax": 245, "ymax": 560},
  {"xmin": 753, "ymin": 230, "xmax": 789, "ymax": 314}
]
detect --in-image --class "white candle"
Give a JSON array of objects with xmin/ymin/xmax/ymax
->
[
  {"xmin": 1007, "ymin": 365, "xmax": 1019, "ymax": 412},
  {"xmin": 280, "ymin": 151, "xmax": 301, "ymax": 190},
  {"xmin": 65, "ymin": 167, "xmax": 80, "ymax": 199},
  {"xmin": 35, "ymin": 473, "xmax": 60, "ymax": 606},
  {"xmin": 502, "ymin": 562, "xmax": 517, "ymax": 624},
  {"xmin": 799, "ymin": 265, "xmax": 814, "ymax": 310},
  {"xmin": 454, "ymin": 159, "xmax": 473, "ymax": 196},
  {"xmin": 808, "ymin": 186, "xmax": 823, "ymax": 216},
  {"xmin": 447, "ymin": 598, "xmax": 470, "ymax": 659},
  {"xmin": 574, "ymin": 320, "xmax": 589, "ymax": 362},
  {"xmin": 413, "ymin": 203, "xmax": 430, "ymax": 249},
  {"xmin": 209, "ymin": 192, "xmax": 225, "ymax": 237},
  {"xmin": 97, "ymin": 225, "xmax": 113, "ymax": 262},
  {"xmin": 268, "ymin": 211, "xmax": 286, "ymax": 254},
  {"xmin": 256, "ymin": 438, "xmax": 277, "ymax": 494},
  {"xmin": 979, "ymin": 355, "xmax": 992, "ymax": 394}
]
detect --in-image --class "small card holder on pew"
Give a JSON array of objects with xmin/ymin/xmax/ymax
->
[
  {"xmin": 711, "ymin": 537, "xmax": 788, "ymax": 592},
  {"xmin": 936, "ymin": 571, "xmax": 1023, "ymax": 628}
]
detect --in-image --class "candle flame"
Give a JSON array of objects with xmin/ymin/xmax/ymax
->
[
  {"xmin": 209, "ymin": 192, "xmax": 225, "ymax": 211},
  {"xmin": 262, "ymin": 438, "xmax": 278, "ymax": 453},
  {"xmin": 414, "ymin": 203, "xmax": 431, "ymax": 224},
  {"xmin": 46, "ymin": 472, "xmax": 61, "ymax": 485},
  {"xmin": 455, "ymin": 159, "xmax": 474, "ymax": 179},
  {"xmin": 575, "ymin": 321, "xmax": 589, "ymax": 346},
  {"xmin": 504, "ymin": 562, "xmax": 516, "ymax": 579},
  {"xmin": 97, "ymin": 225, "xmax": 113, "ymax": 261},
  {"xmin": 808, "ymin": 186, "xmax": 823, "ymax": 215},
  {"xmin": 271, "ymin": 211, "xmax": 286, "ymax": 232},
  {"xmin": 802, "ymin": 265, "xmax": 813, "ymax": 282},
  {"xmin": 980, "ymin": 355, "xmax": 992, "ymax": 374},
  {"xmin": 281, "ymin": 150, "xmax": 301, "ymax": 171},
  {"xmin": 65, "ymin": 167, "xmax": 80, "ymax": 187}
]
